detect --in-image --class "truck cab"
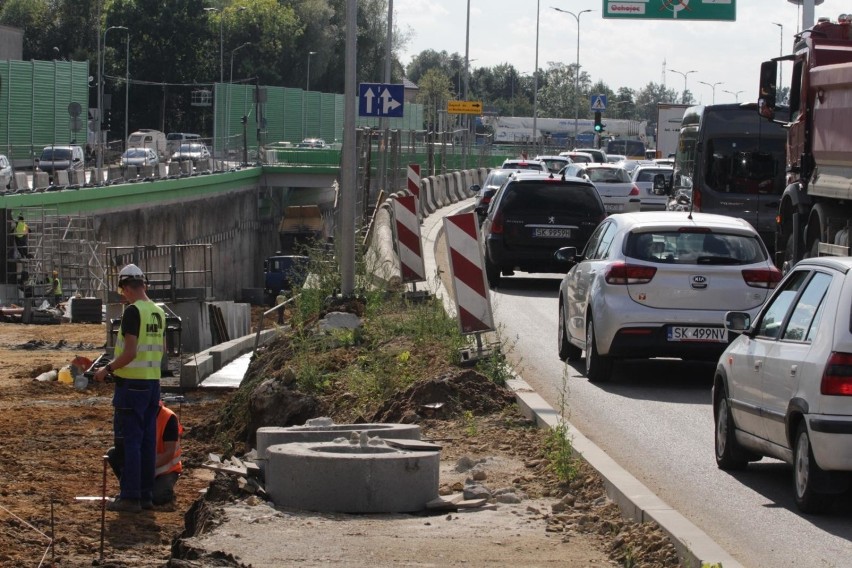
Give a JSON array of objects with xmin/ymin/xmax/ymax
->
[{"xmin": 264, "ymin": 254, "xmax": 310, "ymax": 305}]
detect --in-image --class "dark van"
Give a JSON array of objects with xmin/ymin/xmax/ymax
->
[
  {"xmin": 480, "ymin": 172, "xmax": 606, "ymax": 288},
  {"xmin": 670, "ymin": 103, "xmax": 787, "ymax": 253}
]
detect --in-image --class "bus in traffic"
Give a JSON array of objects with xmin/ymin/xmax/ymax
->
[{"xmin": 671, "ymin": 103, "xmax": 787, "ymax": 253}]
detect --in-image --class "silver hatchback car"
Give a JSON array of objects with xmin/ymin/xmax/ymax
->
[
  {"xmin": 714, "ymin": 256, "xmax": 852, "ymax": 513},
  {"xmin": 556, "ymin": 211, "xmax": 781, "ymax": 382}
]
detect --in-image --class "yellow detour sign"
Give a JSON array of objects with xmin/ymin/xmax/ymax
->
[{"xmin": 447, "ymin": 100, "xmax": 483, "ymax": 115}]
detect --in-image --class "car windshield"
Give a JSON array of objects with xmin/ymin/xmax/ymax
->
[
  {"xmin": 587, "ymin": 168, "xmax": 630, "ymax": 183},
  {"xmin": 625, "ymin": 231, "xmax": 766, "ymax": 265},
  {"xmin": 125, "ymin": 149, "xmax": 147, "ymax": 158},
  {"xmin": 41, "ymin": 148, "xmax": 71, "ymax": 160},
  {"xmin": 500, "ymin": 181, "xmax": 602, "ymax": 217},
  {"xmin": 179, "ymin": 144, "xmax": 202, "ymax": 152},
  {"xmin": 484, "ymin": 170, "xmax": 513, "ymax": 189},
  {"xmin": 634, "ymin": 169, "xmax": 672, "ymax": 182},
  {"xmin": 503, "ymin": 161, "xmax": 541, "ymax": 170}
]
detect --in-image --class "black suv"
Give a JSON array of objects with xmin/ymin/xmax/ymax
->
[{"xmin": 480, "ymin": 172, "xmax": 606, "ymax": 287}]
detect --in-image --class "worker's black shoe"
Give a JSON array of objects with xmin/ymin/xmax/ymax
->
[{"xmin": 107, "ymin": 497, "xmax": 142, "ymax": 513}]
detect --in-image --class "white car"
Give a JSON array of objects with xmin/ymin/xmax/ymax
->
[
  {"xmin": 556, "ymin": 211, "xmax": 780, "ymax": 382},
  {"xmin": 533, "ymin": 155, "xmax": 572, "ymax": 173},
  {"xmin": 500, "ymin": 158, "xmax": 548, "ymax": 173},
  {"xmin": 713, "ymin": 256, "xmax": 852, "ymax": 513},
  {"xmin": 0, "ymin": 154, "xmax": 12, "ymax": 188},
  {"xmin": 574, "ymin": 147, "xmax": 607, "ymax": 163},
  {"xmin": 631, "ymin": 164, "xmax": 674, "ymax": 211},
  {"xmin": 561, "ymin": 163, "xmax": 641, "ymax": 214},
  {"xmin": 559, "ymin": 151, "xmax": 595, "ymax": 165}
]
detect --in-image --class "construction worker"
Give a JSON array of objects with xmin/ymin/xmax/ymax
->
[
  {"xmin": 13, "ymin": 214, "xmax": 29, "ymax": 259},
  {"xmin": 50, "ymin": 270, "xmax": 62, "ymax": 306},
  {"xmin": 106, "ymin": 400, "xmax": 183, "ymax": 506},
  {"xmin": 93, "ymin": 264, "xmax": 166, "ymax": 513}
]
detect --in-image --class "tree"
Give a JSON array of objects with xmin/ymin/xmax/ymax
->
[{"xmin": 416, "ymin": 68, "xmax": 452, "ymax": 131}]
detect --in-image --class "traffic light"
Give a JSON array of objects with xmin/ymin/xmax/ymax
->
[{"xmin": 594, "ymin": 111, "xmax": 604, "ymax": 133}]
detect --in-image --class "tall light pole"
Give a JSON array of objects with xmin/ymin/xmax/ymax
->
[
  {"xmin": 228, "ymin": 42, "xmax": 250, "ymax": 157},
  {"xmin": 204, "ymin": 7, "xmax": 224, "ymax": 84},
  {"xmin": 697, "ymin": 80, "xmax": 723, "ymax": 105},
  {"xmin": 773, "ymin": 22, "xmax": 784, "ymax": 94},
  {"xmin": 532, "ymin": 0, "xmax": 540, "ymax": 149},
  {"xmin": 553, "ymin": 7, "xmax": 594, "ymax": 142},
  {"xmin": 99, "ymin": 25, "xmax": 127, "ymax": 170},
  {"xmin": 306, "ymin": 51, "xmax": 317, "ymax": 91},
  {"xmin": 669, "ymin": 68, "xmax": 696, "ymax": 104},
  {"xmin": 723, "ymin": 89, "xmax": 743, "ymax": 102},
  {"xmin": 123, "ymin": 30, "xmax": 130, "ymax": 151}
]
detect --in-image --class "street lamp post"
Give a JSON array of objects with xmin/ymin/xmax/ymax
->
[
  {"xmin": 723, "ymin": 89, "xmax": 744, "ymax": 102},
  {"xmin": 124, "ymin": 31, "xmax": 130, "ymax": 151},
  {"xmin": 228, "ymin": 42, "xmax": 250, "ymax": 158},
  {"xmin": 532, "ymin": 0, "xmax": 540, "ymax": 149},
  {"xmin": 306, "ymin": 51, "xmax": 317, "ymax": 91},
  {"xmin": 99, "ymin": 25, "xmax": 128, "ymax": 170},
  {"xmin": 773, "ymin": 22, "xmax": 784, "ymax": 93},
  {"xmin": 552, "ymin": 7, "xmax": 594, "ymax": 143},
  {"xmin": 697, "ymin": 80, "xmax": 723, "ymax": 105},
  {"xmin": 669, "ymin": 68, "xmax": 696, "ymax": 104}
]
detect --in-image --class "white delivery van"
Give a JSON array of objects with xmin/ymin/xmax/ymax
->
[{"xmin": 127, "ymin": 129, "xmax": 167, "ymax": 161}]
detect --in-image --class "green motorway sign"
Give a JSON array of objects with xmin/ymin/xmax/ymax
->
[{"xmin": 603, "ymin": 0, "xmax": 736, "ymax": 21}]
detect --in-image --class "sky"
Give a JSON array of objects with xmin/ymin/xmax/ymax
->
[{"xmin": 393, "ymin": 0, "xmax": 847, "ymax": 109}]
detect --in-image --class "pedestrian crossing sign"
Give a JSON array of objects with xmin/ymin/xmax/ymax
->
[{"xmin": 590, "ymin": 95, "xmax": 607, "ymax": 111}]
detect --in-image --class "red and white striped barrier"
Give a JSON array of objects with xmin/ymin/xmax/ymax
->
[
  {"xmin": 407, "ymin": 163, "xmax": 421, "ymax": 199},
  {"xmin": 443, "ymin": 212, "xmax": 494, "ymax": 334},
  {"xmin": 391, "ymin": 195, "xmax": 426, "ymax": 283}
]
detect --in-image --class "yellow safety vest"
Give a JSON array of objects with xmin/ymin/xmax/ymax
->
[
  {"xmin": 53, "ymin": 277, "xmax": 62, "ymax": 296},
  {"xmin": 114, "ymin": 300, "xmax": 165, "ymax": 380},
  {"xmin": 14, "ymin": 220, "xmax": 27, "ymax": 238}
]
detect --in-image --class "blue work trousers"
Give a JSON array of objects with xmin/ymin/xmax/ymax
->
[{"xmin": 112, "ymin": 378, "xmax": 160, "ymax": 501}]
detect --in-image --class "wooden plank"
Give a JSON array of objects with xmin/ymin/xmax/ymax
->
[{"xmin": 382, "ymin": 438, "xmax": 442, "ymax": 451}]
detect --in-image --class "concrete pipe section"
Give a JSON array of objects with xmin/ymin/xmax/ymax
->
[
  {"xmin": 265, "ymin": 432, "xmax": 440, "ymax": 513},
  {"xmin": 256, "ymin": 419, "xmax": 421, "ymax": 463}
]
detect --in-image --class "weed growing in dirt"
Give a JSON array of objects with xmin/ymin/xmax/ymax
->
[
  {"xmin": 543, "ymin": 368, "xmax": 579, "ymax": 483},
  {"xmin": 463, "ymin": 410, "xmax": 477, "ymax": 436}
]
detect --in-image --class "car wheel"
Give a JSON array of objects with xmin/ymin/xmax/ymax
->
[
  {"xmin": 485, "ymin": 256, "xmax": 500, "ymax": 288},
  {"xmin": 558, "ymin": 301, "xmax": 581, "ymax": 362},
  {"xmin": 714, "ymin": 386, "xmax": 749, "ymax": 470},
  {"xmin": 794, "ymin": 422, "xmax": 829, "ymax": 514},
  {"xmin": 585, "ymin": 317, "xmax": 612, "ymax": 382}
]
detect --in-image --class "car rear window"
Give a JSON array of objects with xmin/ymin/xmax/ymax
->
[
  {"xmin": 41, "ymin": 149, "xmax": 71, "ymax": 160},
  {"xmin": 500, "ymin": 181, "xmax": 603, "ymax": 217},
  {"xmin": 485, "ymin": 170, "xmax": 512, "ymax": 188},
  {"xmin": 587, "ymin": 168, "xmax": 630, "ymax": 183},
  {"xmin": 635, "ymin": 169, "xmax": 671, "ymax": 182},
  {"xmin": 625, "ymin": 231, "xmax": 766, "ymax": 265}
]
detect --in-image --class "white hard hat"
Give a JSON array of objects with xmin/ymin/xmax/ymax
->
[{"xmin": 118, "ymin": 263, "xmax": 145, "ymax": 283}]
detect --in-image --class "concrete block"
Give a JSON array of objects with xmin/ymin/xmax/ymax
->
[
  {"xmin": 257, "ymin": 423, "xmax": 421, "ymax": 461},
  {"xmin": 69, "ymin": 169, "xmax": 85, "ymax": 185},
  {"xmin": 180, "ymin": 352, "xmax": 214, "ymax": 388},
  {"xmin": 87, "ymin": 168, "xmax": 101, "ymax": 185},
  {"xmin": 108, "ymin": 166, "xmax": 123, "ymax": 181},
  {"xmin": 140, "ymin": 165, "xmax": 155, "ymax": 178},
  {"xmin": 196, "ymin": 158, "xmax": 211, "ymax": 172},
  {"xmin": 55, "ymin": 170, "xmax": 69, "ymax": 186},
  {"xmin": 208, "ymin": 336, "xmax": 249, "ymax": 369},
  {"xmin": 157, "ymin": 163, "xmax": 167, "ymax": 178},
  {"xmin": 12, "ymin": 172, "xmax": 29, "ymax": 190},
  {"xmin": 33, "ymin": 172, "xmax": 49, "ymax": 189},
  {"xmin": 168, "ymin": 162, "xmax": 181, "ymax": 176},
  {"xmin": 180, "ymin": 161, "xmax": 192, "ymax": 175}
]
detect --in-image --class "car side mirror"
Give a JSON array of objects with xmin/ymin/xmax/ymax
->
[
  {"xmin": 554, "ymin": 246, "xmax": 579, "ymax": 265},
  {"xmin": 652, "ymin": 173, "xmax": 670, "ymax": 195},
  {"xmin": 469, "ymin": 184, "xmax": 481, "ymax": 194},
  {"xmin": 725, "ymin": 311, "xmax": 751, "ymax": 333}
]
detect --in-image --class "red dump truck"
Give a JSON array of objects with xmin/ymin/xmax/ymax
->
[{"xmin": 759, "ymin": 15, "xmax": 852, "ymax": 270}]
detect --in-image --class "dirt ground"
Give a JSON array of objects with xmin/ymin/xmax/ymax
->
[{"xmin": 0, "ymin": 320, "xmax": 681, "ymax": 567}]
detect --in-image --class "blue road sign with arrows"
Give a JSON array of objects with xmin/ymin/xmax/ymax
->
[{"xmin": 359, "ymin": 83, "xmax": 404, "ymax": 118}]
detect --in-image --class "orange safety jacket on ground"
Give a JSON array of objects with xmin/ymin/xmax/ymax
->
[{"xmin": 155, "ymin": 405, "xmax": 183, "ymax": 477}]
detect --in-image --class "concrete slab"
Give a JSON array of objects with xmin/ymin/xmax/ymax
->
[{"xmin": 199, "ymin": 352, "xmax": 252, "ymax": 389}]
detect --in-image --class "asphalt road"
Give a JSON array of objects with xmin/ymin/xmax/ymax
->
[{"xmin": 487, "ymin": 273, "xmax": 852, "ymax": 568}]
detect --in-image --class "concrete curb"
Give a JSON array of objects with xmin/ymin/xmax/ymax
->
[
  {"xmin": 181, "ymin": 328, "xmax": 277, "ymax": 388},
  {"xmin": 419, "ymin": 201, "xmax": 743, "ymax": 568}
]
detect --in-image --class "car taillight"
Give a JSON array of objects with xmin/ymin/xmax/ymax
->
[
  {"xmin": 693, "ymin": 187, "xmax": 702, "ymax": 211},
  {"xmin": 741, "ymin": 267, "xmax": 782, "ymax": 289},
  {"xmin": 821, "ymin": 352, "xmax": 852, "ymax": 396},
  {"xmin": 490, "ymin": 210, "xmax": 504, "ymax": 234},
  {"xmin": 629, "ymin": 184, "xmax": 640, "ymax": 196},
  {"xmin": 604, "ymin": 262, "xmax": 657, "ymax": 285}
]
